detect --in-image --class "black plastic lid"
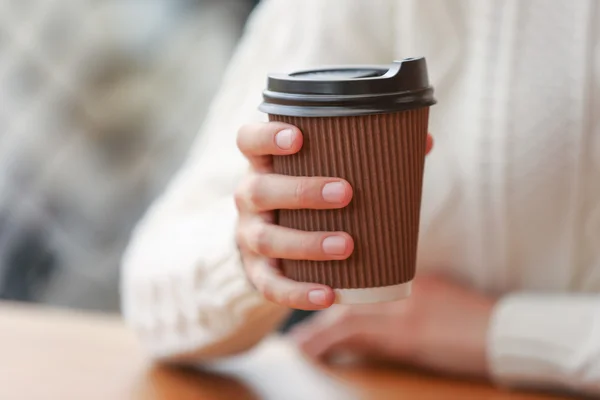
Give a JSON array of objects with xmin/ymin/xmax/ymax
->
[{"xmin": 259, "ymin": 57, "xmax": 436, "ymax": 117}]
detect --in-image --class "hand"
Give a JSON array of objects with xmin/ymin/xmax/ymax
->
[
  {"xmin": 235, "ymin": 121, "xmax": 434, "ymax": 310},
  {"xmin": 289, "ymin": 275, "xmax": 495, "ymax": 377}
]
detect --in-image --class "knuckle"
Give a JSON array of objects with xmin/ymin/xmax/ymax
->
[
  {"xmin": 249, "ymin": 267, "xmax": 264, "ymax": 290},
  {"xmin": 236, "ymin": 125, "xmax": 249, "ymax": 152},
  {"xmin": 260, "ymin": 280, "xmax": 277, "ymax": 303},
  {"xmin": 251, "ymin": 224, "xmax": 272, "ymax": 255},
  {"xmin": 234, "ymin": 223, "xmax": 246, "ymax": 248},
  {"xmin": 236, "ymin": 174, "xmax": 263, "ymax": 212},
  {"xmin": 284, "ymin": 291, "xmax": 296, "ymax": 308},
  {"xmin": 299, "ymin": 233, "xmax": 318, "ymax": 255},
  {"xmin": 286, "ymin": 289, "xmax": 307, "ymax": 308},
  {"xmin": 294, "ymin": 179, "xmax": 312, "ymax": 206},
  {"xmin": 234, "ymin": 184, "xmax": 246, "ymax": 211},
  {"xmin": 245, "ymin": 174, "xmax": 264, "ymax": 211}
]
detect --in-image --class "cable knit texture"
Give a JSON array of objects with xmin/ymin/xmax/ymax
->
[{"xmin": 121, "ymin": 0, "xmax": 600, "ymax": 394}]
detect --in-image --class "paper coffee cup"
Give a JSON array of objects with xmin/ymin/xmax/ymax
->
[{"xmin": 259, "ymin": 58, "xmax": 436, "ymax": 304}]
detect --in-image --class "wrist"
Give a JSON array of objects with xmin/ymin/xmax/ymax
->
[{"xmin": 412, "ymin": 293, "xmax": 495, "ymax": 377}]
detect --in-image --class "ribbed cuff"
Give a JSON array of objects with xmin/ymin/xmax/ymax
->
[{"xmin": 488, "ymin": 293, "xmax": 600, "ymax": 391}]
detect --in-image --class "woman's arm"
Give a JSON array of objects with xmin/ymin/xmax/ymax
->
[
  {"xmin": 120, "ymin": 0, "xmax": 395, "ymax": 362},
  {"xmin": 289, "ymin": 275, "xmax": 600, "ymax": 396}
]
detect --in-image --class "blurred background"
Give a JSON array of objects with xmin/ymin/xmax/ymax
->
[{"xmin": 0, "ymin": 0, "xmax": 259, "ymax": 312}]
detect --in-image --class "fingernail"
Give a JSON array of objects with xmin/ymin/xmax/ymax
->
[
  {"xmin": 308, "ymin": 289, "xmax": 328, "ymax": 306},
  {"xmin": 275, "ymin": 129, "xmax": 295, "ymax": 150},
  {"xmin": 322, "ymin": 182, "xmax": 346, "ymax": 203},
  {"xmin": 322, "ymin": 236, "xmax": 347, "ymax": 255}
]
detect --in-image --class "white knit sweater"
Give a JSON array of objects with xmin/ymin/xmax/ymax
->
[{"xmin": 121, "ymin": 0, "xmax": 600, "ymax": 394}]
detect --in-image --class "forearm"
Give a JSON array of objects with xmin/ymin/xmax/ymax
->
[{"xmin": 121, "ymin": 198, "xmax": 290, "ymax": 361}]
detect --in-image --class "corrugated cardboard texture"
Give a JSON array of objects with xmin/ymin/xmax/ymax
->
[{"xmin": 271, "ymin": 109, "xmax": 429, "ymax": 289}]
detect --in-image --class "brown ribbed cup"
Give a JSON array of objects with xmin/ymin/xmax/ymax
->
[{"xmin": 270, "ymin": 108, "xmax": 429, "ymax": 289}]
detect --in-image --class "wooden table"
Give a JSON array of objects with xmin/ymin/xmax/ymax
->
[{"xmin": 0, "ymin": 303, "xmax": 574, "ymax": 400}]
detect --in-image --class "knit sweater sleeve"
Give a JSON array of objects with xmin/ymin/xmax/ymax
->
[
  {"xmin": 120, "ymin": 0, "xmax": 394, "ymax": 361},
  {"xmin": 489, "ymin": 293, "xmax": 600, "ymax": 396}
]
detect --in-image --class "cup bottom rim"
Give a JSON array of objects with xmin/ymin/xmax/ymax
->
[{"xmin": 333, "ymin": 281, "xmax": 412, "ymax": 305}]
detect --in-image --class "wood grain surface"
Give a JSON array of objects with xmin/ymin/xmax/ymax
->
[{"xmin": 0, "ymin": 302, "xmax": 574, "ymax": 400}]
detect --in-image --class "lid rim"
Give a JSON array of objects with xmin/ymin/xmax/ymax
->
[
  {"xmin": 263, "ymin": 86, "xmax": 434, "ymax": 104},
  {"xmin": 260, "ymin": 58, "xmax": 436, "ymax": 117},
  {"xmin": 259, "ymin": 99, "xmax": 436, "ymax": 118}
]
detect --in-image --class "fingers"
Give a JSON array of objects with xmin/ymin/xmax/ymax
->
[
  {"xmin": 237, "ymin": 123, "xmax": 433, "ymax": 169},
  {"xmin": 238, "ymin": 220, "xmax": 354, "ymax": 261},
  {"xmin": 235, "ymin": 174, "xmax": 352, "ymax": 213},
  {"xmin": 426, "ymin": 133, "xmax": 434, "ymax": 154},
  {"xmin": 245, "ymin": 256, "xmax": 335, "ymax": 310},
  {"xmin": 237, "ymin": 122, "xmax": 303, "ymax": 169},
  {"xmin": 290, "ymin": 308, "xmax": 372, "ymax": 358}
]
